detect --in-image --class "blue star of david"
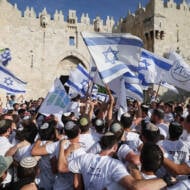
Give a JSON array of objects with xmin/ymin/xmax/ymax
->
[
  {"xmin": 102, "ymin": 46, "xmax": 119, "ymax": 64},
  {"xmin": 81, "ymin": 79, "xmax": 88, "ymax": 87},
  {"xmin": 4, "ymin": 77, "xmax": 13, "ymax": 86},
  {"xmin": 139, "ymin": 58, "xmax": 151, "ymax": 70}
]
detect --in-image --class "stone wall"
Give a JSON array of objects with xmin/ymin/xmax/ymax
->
[
  {"xmin": 0, "ymin": 0, "xmax": 115, "ymax": 99},
  {"xmin": 117, "ymin": 0, "xmax": 190, "ymax": 63}
]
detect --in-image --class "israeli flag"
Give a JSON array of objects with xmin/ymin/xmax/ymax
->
[
  {"xmin": 138, "ymin": 49, "xmax": 172, "ymax": 85},
  {"xmin": 125, "ymin": 82, "xmax": 143, "ymax": 102},
  {"xmin": 66, "ymin": 64, "xmax": 92, "ymax": 96},
  {"xmin": 0, "ymin": 48, "xmax": 11, "ymax": 66},
  {"xmin": 0, "ymin": 65, "xmax": 26, "ymax": 93},
  {"xmin": 117, "ymin": 78, "xmax": 128, "ymax": 120},
  {"xmin": 166, "ymin": 52, "xmax": 190, "ymax": 91},
  {"xmin": 82, "ymin": 32, "xmax": 143, "ymax": 83},
  {"xmin": 160, "ymin": 81, "xmax": 179, "ymax": 94}
]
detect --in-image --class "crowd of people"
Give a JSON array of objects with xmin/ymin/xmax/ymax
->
[{"xmin": 0, "ymin": 89, "xmax": 190, "ymax": 190}]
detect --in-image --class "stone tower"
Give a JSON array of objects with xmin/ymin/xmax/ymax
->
[
  {"xmin": 117, "ymin": 0, "xmax": 190, "ymax": 63},
  {"xmin": 0, "ymin": 0, "xmax": 115, "ymax": 98}
]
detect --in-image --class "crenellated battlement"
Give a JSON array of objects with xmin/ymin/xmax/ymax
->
[{"xmin": 0, "ymin": 0, "xmax": 115, "ymax": 32}]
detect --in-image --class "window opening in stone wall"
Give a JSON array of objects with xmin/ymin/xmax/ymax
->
[{"xmin": 69, "ymin": 36, "xmax": 75, "ymax": 46}]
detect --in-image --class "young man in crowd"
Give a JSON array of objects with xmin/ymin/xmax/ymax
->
[
  {"xmin": 151, "ymin": 109, "xmax": 169, "ymax": 139},
  {"xmin": 58, "ymin": 132, "xmax": 173, "ymax": 190}
]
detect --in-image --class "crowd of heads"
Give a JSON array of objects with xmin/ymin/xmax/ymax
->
[{"xmin": 0, "ymin": 92, "xmax": 190, "ymax": 190}]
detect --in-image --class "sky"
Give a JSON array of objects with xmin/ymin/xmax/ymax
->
[{"xmin": 8, "ymin": 0, "xmax": 190, "ymax": 22}]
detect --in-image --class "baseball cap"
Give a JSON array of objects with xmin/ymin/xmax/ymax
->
[
  {"xmin": 20, "ymin": 157, "xmax": 37, "ymax": 168},
  {"xmin": 0, "ymin": 156, "xmax": 13, "ymax": 177}
]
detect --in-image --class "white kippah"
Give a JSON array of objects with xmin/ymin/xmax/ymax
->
[
  {"xmin": 65, "ymin": 121, "xmax": 76, "ymax": 130},
  {"xmin": 40, "ymin": 123, "xmax": 49, "ymax": 130},
  {"xmin": 104, "ymin": 132, "xmax": 115, "ymax": 136},
  {"xmin": 111, "ymin": 123, "xmax": 122, "ymax": 133},
  {"xmin": 20, "ymin": 157, "xmax": 37, "ymax": 168}
]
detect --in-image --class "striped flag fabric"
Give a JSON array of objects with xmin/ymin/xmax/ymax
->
[
  {"xmin": 82, "ymin": 32, "xmax": 143, "ymax": 84},
  {"xmin": 0, "ymin": 65, "xmax": 26, "ymax": 94},
  {"xmin": 65, "ymin": 64, "xmax": 93, "ymax": 96}
]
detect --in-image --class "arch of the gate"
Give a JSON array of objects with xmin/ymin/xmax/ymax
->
[{"xmin": 55, "ymin": 50, "xmax": 90, "ymax": 76}]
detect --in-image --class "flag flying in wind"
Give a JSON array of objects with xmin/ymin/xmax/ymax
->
[
  {"xmin": 0, "ymin": 65, "xmax": 26, "ymax": 94},
  {"xmin": 39, "ymin": 78, "xmax": 70, "ymax": 115},
  {"xmin": 65, "ymin": 64, "xmax": 93, "ymax": 96},
  {"xmin": 125, "ymin": 82, "xmax": 144, "ymax": 102},
  {"xmin": 160, "ymin": 81, "xmax": 179, "ymax": 94},
  {"xmin": 82, "ymin": 32, "xmax": 143, "ymax": 84},
  {"xmin": 117, "ymin": 78, "xmax": 128, "ymax": 121},
  {"xmin": 138, "ymin": 49, "xmax": 172, "ymax": 85},
  {"xmin": 166, "ymin": 51, "xmax": 190, "ymax": 91},
  {"xmin": 0, "ymin": 48, "xmax": 11, "ymax": 66}
]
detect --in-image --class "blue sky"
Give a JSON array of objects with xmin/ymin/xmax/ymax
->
[{"xmin": 9, "ymin": 0, "xmax": 188, "ymax": 21}]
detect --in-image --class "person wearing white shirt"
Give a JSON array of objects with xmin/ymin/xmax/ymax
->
[
  {"xmin": 164, "ymin": 103, "xmax": 174, "ymax": 124},
  {"xmin": 78, "ymin": 116, "xmax": 97, "ymax": 152},
  {"xmin": 151, "ymin": 109, "xmax": 169, "ymax": 139},
  {"xmin": 58, "ymin": 132, "xmax": 171, "ymax": 190},
  {"xmin": 120, "ymin": 113, "xmax": 142, "ymax": 152},
  {"xmin": 31, "ymin": 121, "xmax": 86, "ymax": 190},
  {"xmin": 158, "ymin": 122, "xmax": 189, "ymax": 165}
]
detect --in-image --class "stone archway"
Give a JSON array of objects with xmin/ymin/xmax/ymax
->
[{"xmin": 55, "ymin": 50, "xmax": 90, "ymax": 77}]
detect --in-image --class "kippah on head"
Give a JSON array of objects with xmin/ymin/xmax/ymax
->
[
  {"xmin": 79, "ymin": 117, "xmax": 89, "ymax": 127},
  {"xmin": 146, "ymin": 122, "xmax": 159, "ymax": 132},
  {"xmin": 95, "ymin": 119, "xmax": 104, "ymax": 127},
  {"xmin": 0, "ymin": 120, "xmax": 6, "ymax": 128},
  {"xmin": 122, "ymin": 113, "xmax": 131, "ymax": 118},
  {"xmin": 110, "ymin": 122, "xmax": 122, "ymax": 133},
  {"xmin": 64, "ymin": 121, "xmax": 76, "ymax": 130},
  {"xmin": 104, "ymin": 132, "xmax": 115, "ymax": 137},
  {"xmin": 40, "ymin": 122, "xmax": 49, "ymax": 130},
  {"xmin": 20, "ymin": 157, "xmax": 37, "ymax": 168}
]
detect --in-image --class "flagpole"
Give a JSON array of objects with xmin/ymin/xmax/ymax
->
[{"xmin": 155, "ymin": 81, "xmax": 162, "ymax": 100}]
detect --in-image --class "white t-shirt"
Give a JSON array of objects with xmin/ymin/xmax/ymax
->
[
  {"xmin": 79, "ymin": 133, "xmax": 97, "ymax": 152},
  {"xmin": 117, "ymin": 144, "xmax": 133, "ymax": 163},
  {"xmin": 157, "ymin": 123, "xmax": 169, "ymax": 139},
  {"xmin": 14, "ymin": 144, "xmax": 33, "ymax": 162},
  {"xmin": 38, "ymin": 141, "xmax": 55, "ymax": 190},
  {"xmin": 124, "ymin": 131, "xmax": 142, "ymax": 152},
  {"xmin": 167, "ymin": 179, "xmax": 190, "ymax": 190},
  {"xmin": 87, "ymin": 142, "xmax": 102, "ymax": 154},
  {"xmin": 68, "ymin": 153, "xmax": 129, "ymax": 190},
  {"xmin": 158, "ymin": 139, "xmax": 189, "ymax": 164},
  {"xmin": 164, "ymin": 113, "xmax": 174, "ymax": 123},
  {"xmin": 53, "ymin": 147, "xmax": 86, "ymax": 190},
  {"xmin": 141, "ymin": 172, "xmax": 157, "ymax": 180},
  {"xmin": 0, "ymin": 136, "xmax": 13, "ymax": 156}
]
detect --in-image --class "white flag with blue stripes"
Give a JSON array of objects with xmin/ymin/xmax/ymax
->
[
  {"xmin": 138, "ymin": 49, "xmax": 172, "ymax": 85},
  {"xmin": 166, "ymin": 52, "xmax": 190, "ymax": 91},
  {"xmin": 0, "ymin": 65, "xmax": 26, "ymax": 94},
  {"xmin": 160, "ymin": 81, "xmax": 179, "ymax": 94},
  {"xmin": 125, "ymin": 82, "xmax": 144, "ymax": 102},
  {"xmin": 66, "ymin": 64, "xmax": 92, "ymax": 96},
  {"xmin": 82, "ymin": 32, "xmax": 143, "ymax": 83}
]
